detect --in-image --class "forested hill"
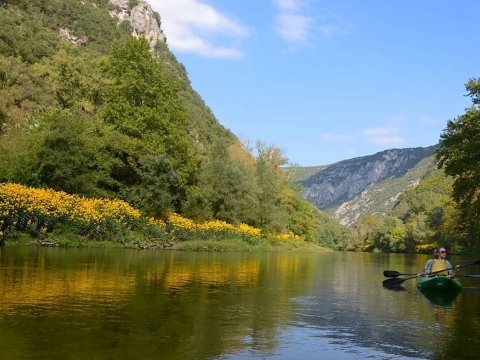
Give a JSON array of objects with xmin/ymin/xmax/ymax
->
[{"xmin": 0, "ymin": 0, "xmax": 347, "ymax": 246}]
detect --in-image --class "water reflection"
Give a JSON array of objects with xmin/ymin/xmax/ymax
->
[
  {"xmin": 0, "ymin": 248, "xmax": 479, "ymax": 359},
  {"xmin": 418, "ymin": 287, "xmax": 461, "ymax": 307}
]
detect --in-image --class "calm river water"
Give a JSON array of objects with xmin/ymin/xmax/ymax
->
[{"xmin": 0, "ymin": 247, "xmax": 479, "ymax": 359}]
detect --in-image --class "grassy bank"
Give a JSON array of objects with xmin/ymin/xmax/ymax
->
[{"xmin": 3, "ymin": 231, "xmax": 331, "ymax": 252}]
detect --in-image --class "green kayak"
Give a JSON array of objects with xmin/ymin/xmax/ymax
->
[{"xmin": 416, "ymin": 276, "xmax": 462, "ymax": 291}]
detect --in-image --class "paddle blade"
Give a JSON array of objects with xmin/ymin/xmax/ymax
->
[
  {"xmin": 382, "ymin": 277, "xmax": 406, "ymax": 288},
  {"xmin": 383, "ymin": 271, "xmax": 418, "ymax": 277},
  {"xmin": 383, "ymin": 270, "xmax": 402, "ymax": 278},
  {"xmin": 461, "ymin": 260, "xmax": 480, "ymax": 268}
]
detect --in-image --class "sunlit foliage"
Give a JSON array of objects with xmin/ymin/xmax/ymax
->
[{"xmin": 436, "ymin": 78, "xmax": 480, "ymax": 245}]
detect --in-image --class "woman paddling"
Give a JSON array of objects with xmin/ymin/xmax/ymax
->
[{"xmin": 424, "ymin": 247, "xmax": 455, "ymax": 278}]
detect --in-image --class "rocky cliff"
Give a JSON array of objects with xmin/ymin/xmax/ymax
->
[
  {"xmin": 332, "ymin": 155, "xmax": 437, "ymax": 225},
  {"xmin": 109, "ymin": 0, "xmax": 166, "ymax": 49},
  {"xmin": 299, "ymin": 145, "xmax": 438, "ymax": 224}
]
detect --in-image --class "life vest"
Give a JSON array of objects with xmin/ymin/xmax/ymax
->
[{"xmin": 431, "ymin": 259, "xmax": 448, "ymax": 275}]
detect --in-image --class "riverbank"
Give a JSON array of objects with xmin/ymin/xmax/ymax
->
[
  {"xmin": 1, "ymin": 183, "xmax": 328, "ymax": 252},
  {"xmin": 2, "ymin": 231, "xmax": 332, "ymax": 252}
]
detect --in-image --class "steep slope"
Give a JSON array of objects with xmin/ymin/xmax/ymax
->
[
  {"xmin": 108, "ymin": 0, "xmax": 237, "ymax": 154},
  {"xmin": 298, "ymin": 145, "xmax": 438, "ymax": 224},
  {"xmin": 333, "ymin": 155, "xmax": 437, "ymax": 225},
  {"xmin": 0, "ymin": 0, "xmax": 347, "ymax": 244},
  {"xmin": 287, "ymin": 165, "xmax": 329, "ymax": 183}
]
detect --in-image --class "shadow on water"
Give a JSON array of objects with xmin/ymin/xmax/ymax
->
[{"xmin": 383, "ymin": 286, "xmax": 408, "ymax": 292}]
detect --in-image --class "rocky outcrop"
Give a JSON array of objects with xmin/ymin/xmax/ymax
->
[
  {"xmin": 59, "ymin": 28, "xmax": 88, "ymax": 45},
  {"xmin": 333, "ymin": 177, "xmax": 423, "ymax": 226},
  {"xmin": 300, "ymin": 146, "xmax": 438, "ymax": 219},
  {"xmin": 109, "ymin": 0, "xmax": 166, "ymax": 49}
]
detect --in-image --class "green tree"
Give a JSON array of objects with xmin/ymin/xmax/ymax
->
[
  {"xmin": 0, "ymin": 9, "xmax": 58, "ymax": 63},
  {"xmin": 193, "ymin": 140, "xmax": 258, "ymax": 225},
  {"xmin": 38, "ymin": 47, "xmax": 104, "ymax": 110},
  {"xmin": 436, "ymin": 78, "xmax": 480, "ymax": 244},
  {"xmin": 35, "ymin": 108, "xmax": 116, "ymax": 197},
  {"xmin": 349, "ymin": 215, "xmax": 383, "ymax": 251},
  {"xmin": 125, "ymin": 154, "xmax": 185, "ymax": 218},
  {"xmin": 375, "ymin": 216, "xmax": 406, "ymax": 252},
  {"xmin": 100, "ymin": 38, "xmax": 199, "ymax": 214},
  {"xmin": 278, "ymin": 186, "xmax": 316, "ymax": 241},
  {"xmin": 0, "ymin": 56, "xmax": 55, "ymax": 133},
  {"xmin": 255, "ymin": 142, "xmax": 289, "ymax": 232}
]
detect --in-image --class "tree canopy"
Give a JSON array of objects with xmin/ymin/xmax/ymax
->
[{"xmin": 436, "ymin": 78, "xmax": 480, "ymax": 244}]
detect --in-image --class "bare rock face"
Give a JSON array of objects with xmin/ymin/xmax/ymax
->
[
  {"xmin": 59, "ymin": 28, "xmax": 88, "ymax": 45},
  {"xmin": 109, "ymin": 0, "xmax": 166, "ymax": 49},
  {"xmin": 299, "ymin": 146, "xmax": 438, "ymax": 224}
]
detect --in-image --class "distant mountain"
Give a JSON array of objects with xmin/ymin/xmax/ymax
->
[
  {"xmin": 287, "ymin": 165, "xmax": 329, "ymax": 183},
  {"xmin": 296, "ymin": 145, "xmax": 439, "ymax": 225}
]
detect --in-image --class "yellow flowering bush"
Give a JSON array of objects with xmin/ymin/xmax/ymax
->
[
  {"xmin": 356, "ymin": 240, "xmax": 374, "ymax": 252},
  {"xmin": 167, "ymin": 213, "xmax": 196, "ymax": 229},
  {"xmin": 0, "ymin": 183, "xmax": 140, "ymax": 239},
  {"xmin": 0, "ymin": 183, "xmax": 303, "ymax": 246},
  {"xmin": 415, "ymin": 243, "xmax": 438, "ymax": 253},
  {"xmin": 268, "ymin": 231, "xmax": 302, "ymax": 241},
  {"xmin": 159, "ymin": 213, "xmax": 301, "ymax": 242},
  {"xmin": 235, "ymin": 223, "xmax": 262, "ymax": 238}
]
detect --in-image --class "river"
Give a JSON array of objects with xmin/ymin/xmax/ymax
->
[{"xmin": 0, "ymin": 247, "xmax": 479, "ymax": 359}]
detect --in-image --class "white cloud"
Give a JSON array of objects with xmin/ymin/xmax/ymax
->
[
  {"xmin": 275, "ymin": 0, "xmax": 300, "ymax": 11},
  {"xmin": 276, "ymin": 14, "xmax": 312, "ymax": 42},
  {"xmin": 273, "ymin": 0, "xmax": 313, "ymax": 43},
  {"xmin": 363, "ymin": 127, "xmax": 405, "ymax": 146},
  {"xmin": 273, "ymin": 1, "xmax": 351, "ymax": 44},
  {"xmin": 149, "ymin": 0, "xmax": 249, "ymax": 58}
]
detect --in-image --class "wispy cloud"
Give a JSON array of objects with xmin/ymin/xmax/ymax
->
[
  {"xmin": 273, "ymin": 1, "xmax": 352, "ymax": 46},
  {"xmin": 276, "ymin": 14, "xmax": 312, "ymax": 43},
  {"xmin": 362, "ymin": 127, "xmax": 405, "ymax": 146},
  {"xmin": 273, "ymin": 0, "xmax": 313, "ymax": 44},
  {"xmin": 149, "ymin": 0, "xmax": 249, "ymax": 58},
  {"xmin": 317, "ymin": 14, "xmax": 352, "ymax": 38},
  {"xmin": 276, "ymin": 0, "xmax": 300, "ymax": 11}
]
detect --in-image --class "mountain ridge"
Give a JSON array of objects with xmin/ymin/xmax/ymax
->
[{"xmin": 296, "ymin": 145, "xmax": 439, "ymax": 225}]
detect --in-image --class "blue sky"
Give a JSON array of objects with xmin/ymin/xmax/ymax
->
[{"xmin": 148, "ymin": 0, "xmax": 479, "ymax": 166}]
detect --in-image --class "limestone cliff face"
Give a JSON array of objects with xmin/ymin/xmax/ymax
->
[
  {"xmin": 332, "ymin": 175, "xmax": 424, "ymax": 226},
  {"xmin": 109, "ymin": 0, "xmax": 166, "ymax": 49},
  {"xmin": 299, "ymin": 146, "xmax": 438, "ymax": 224}
]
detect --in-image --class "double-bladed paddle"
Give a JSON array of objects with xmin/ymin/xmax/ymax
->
[
  {"xmin": 382, "ymin": 259, "xmax": 480, "ymax": 288},
  {"xmin": 384, "ymin": 270, "xmax": 480, "ymax": 278}
]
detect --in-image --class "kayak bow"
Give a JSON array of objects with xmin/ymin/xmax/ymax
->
[{"xmin": 416, "ymin": 276, "xmax": 462, "ymax": 291}]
